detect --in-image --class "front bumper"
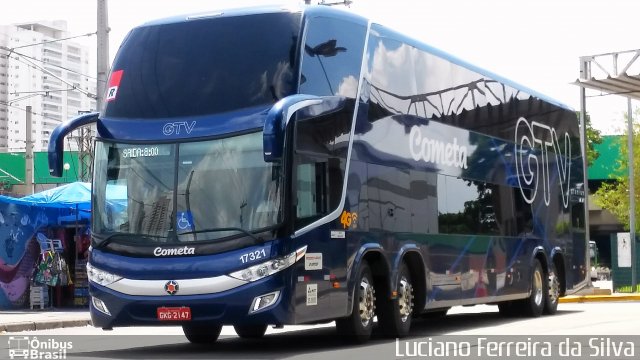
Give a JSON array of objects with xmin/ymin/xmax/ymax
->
[{"xmin": 89, "ymin": 270, "xmax": 294, "ymax": 328}]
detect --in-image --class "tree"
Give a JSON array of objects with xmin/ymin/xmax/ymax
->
[
  {"xmin": 593, "ymin": 107, "xmax": 640, "ymax": 231},
  {"xmin": 581, "ymin": 112, "xmax": 603, "ymax": 167}
]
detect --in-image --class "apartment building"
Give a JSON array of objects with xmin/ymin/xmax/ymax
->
[{"xmin": 0, "ymin": 20, "xmax": 96, "ymax": 152}]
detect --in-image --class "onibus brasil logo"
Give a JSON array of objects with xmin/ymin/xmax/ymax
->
[{"xmin": 7, "ymin": 336, "xmax": 72, "ymax": 359}]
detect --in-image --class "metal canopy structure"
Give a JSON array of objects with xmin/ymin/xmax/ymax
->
[
  {"xmin": 574, "ymin": 48, "xmax": 639, "ymax": 292},
  {"xmin": 574, "ymin": 49, "xmax": 640, "ymax": 100}
]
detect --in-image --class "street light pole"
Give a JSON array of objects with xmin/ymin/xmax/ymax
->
[{"xmin": 628, "ymin": 98, "xmax": 636, "ymax": 292}]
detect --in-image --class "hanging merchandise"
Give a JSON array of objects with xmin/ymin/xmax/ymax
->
[{"xmin": 32, "ymin": 249, "xmax": 73, "ymax": 287}]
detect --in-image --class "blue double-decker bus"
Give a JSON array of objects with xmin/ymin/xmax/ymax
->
[{"xmin": 49, "ymin": 4, "xmax": 587, "ymax": 343}]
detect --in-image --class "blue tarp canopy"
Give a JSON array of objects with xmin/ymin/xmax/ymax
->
[
  {"xmin": 0, "ymin": 182, "xmax": 127, "ymax": 224},
  {"xmin": 0, "ymin": 182, "xmax": 93, "ymax": 225},
  {"xmin": 17, "ymin": 182, "xmax": 92, "ymax": 210}
]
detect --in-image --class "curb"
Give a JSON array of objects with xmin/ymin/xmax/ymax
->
[
  {"xmin": 559, "ymin": 294, "xmax": 640, "ymax": 303},
  {"xmin": 0, "ymin": 319, "xmax": 91, "ymax": 333}
]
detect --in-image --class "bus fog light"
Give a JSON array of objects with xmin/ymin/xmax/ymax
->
[
  {"xmin": 92, "ymin": 296, "xmax": 111, "ymax": 316},
  {"xmin": 250, "ymin": 291, "xmax": 280, "ymax": 313}
]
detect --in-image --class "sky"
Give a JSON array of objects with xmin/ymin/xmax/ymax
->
[{"xmin": 1, "ymin": 0, "xmax": 639, "ymax": 134}]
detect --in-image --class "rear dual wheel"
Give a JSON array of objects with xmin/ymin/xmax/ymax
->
[
  {"xmin": 336, "ymin": 262, "xmax": 376, "ymax": 343},
  {"xmin": 378, "ymin": 262, "xmax": 414, "ymax": 338},
  {"xmin": 523, "ymin": 259, "xmax": 546, "ymax": 317},
  {"xmin": 544, "ymin": 262, "xmax": 560, "ymax": 315},
  {"xmin": 498, "ymin": 259, "xmax": 546, "ymax": 318}
]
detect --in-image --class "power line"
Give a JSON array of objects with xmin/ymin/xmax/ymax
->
[
  {"xmin": 0, "ymin": 100, "xmax": 40, "ymax": 115},
  {"xmin": 9, "ymin": 88, "xmax": 78, "ymax": 96},
  {"xmin": 8, "ymin": 53, "xmax": 96, "ymax": 99},
  {"xmin": 1, "ymin": 47, "xmax": 100, "ymax": 82},
  {"xmin": 7, "ymin": 32, "xmax": 96, "ymax": 51},
  {"xmin": 9, "ymin": 53, "xmax": 94, "ymax": 98},
  {"xmin": 0, "ymin": 100, "xmax": 65, "ymax": 125}
]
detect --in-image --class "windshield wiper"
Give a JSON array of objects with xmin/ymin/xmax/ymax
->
[
  {"xmin": 93, "ymin": 232, "xmax": 166, "ymax": 249},
  {"xmin": 178, "ymin": 227, "xmax": 263, "ymax": 244}
]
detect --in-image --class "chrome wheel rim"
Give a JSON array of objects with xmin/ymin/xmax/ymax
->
[
  {"xmin": 358, "ymin": 277, "xmax": 376, "ymax": 327},
  {"xmin": 548, "ymin": 271, "xmax": 560, "ymax": 305},
  {"xmin": 398, "ymin": 276, "xmax": 414, "ymax": 322},
  {"xmin": 533, "ymin": 269, "xmax": 543, "ymax": 306}
]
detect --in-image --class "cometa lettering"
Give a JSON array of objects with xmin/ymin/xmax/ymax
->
[
  {"xmin": 153, "ymin": 246, "xmax": 196, "ymax": 256},
  {"xmin": 409, "ymin": 126, "xmax": 468, "ymax": 169}
]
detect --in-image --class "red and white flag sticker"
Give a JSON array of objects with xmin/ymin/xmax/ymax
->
[{"xmin": 106, "ymin": 70, "xmax": 124, "ymax": 102}]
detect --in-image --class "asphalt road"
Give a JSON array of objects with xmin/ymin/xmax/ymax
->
[{"xmin": 3, "ymin": 302, "xmax": 639, "ymax": 360}]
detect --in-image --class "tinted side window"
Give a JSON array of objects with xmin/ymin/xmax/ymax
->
[
  {"xmin": 438, "ymin": 175, "xmax": 516, "ymax": 236},
  {"xmin": 299, "ymin": 16, "xmax": 366, "ymax": 98},
  {"xmin": 293, "ymin": 107, "xmax": 354, "ymax": 229}
]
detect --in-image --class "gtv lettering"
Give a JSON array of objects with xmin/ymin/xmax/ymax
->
[
  {"xmin": 514, "ymin": 117, "xmax": 571, "ymax": 208},
  {"xmin": 162, "ymin": 121, "xmax": 196, "ymax": 136}
]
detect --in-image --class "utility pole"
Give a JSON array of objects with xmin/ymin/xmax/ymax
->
[
  {"xmin": 97, "ymin": 0, "xmax": 109, "ymax": 112},
  {"xmin": 77, "ymin": 0, "xmax": 110, "ymax": 182},
  {"xmin": 25, "ymin": 106, "xmax": 33, "ymax": 194},
  {"xmin": 629, "ymin": 99, "xmax": 636, "ymax": 292}
]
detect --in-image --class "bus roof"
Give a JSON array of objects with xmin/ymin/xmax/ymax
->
[
  {"xmin": 132, "ymin": 4, "xmax": 571, "ymax": 112},
  {"xmin": 368, "ymin": 22, "xmax": 573, "ymax": 112}
]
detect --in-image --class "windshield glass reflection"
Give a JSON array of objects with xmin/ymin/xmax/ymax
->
[{"xmin": 93, "ymin": 132, "xmax": 282, "ymax": 245}]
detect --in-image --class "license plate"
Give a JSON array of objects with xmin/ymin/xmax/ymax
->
[{"xmin": 157, "ymin": 307, "xmax": 191, "ymax": 321}]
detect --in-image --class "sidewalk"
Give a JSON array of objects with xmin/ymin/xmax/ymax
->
[
  {"xmin": 0, "ymin": 308, "xmax": 91, "ymax": 333},
  {"xmin": 559, "ymin": 280, "xmax": 640, "ymax": 303}
]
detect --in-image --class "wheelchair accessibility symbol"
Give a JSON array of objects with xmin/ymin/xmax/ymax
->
[{"xmin": 177, "ymin": 211, "xmax": 193, "ymax": 231}]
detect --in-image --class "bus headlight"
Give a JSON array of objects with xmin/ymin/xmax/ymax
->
[
  {"xmin": 229, "ymin": 246, "xmax": 307, "ymax": 282},
  {"xmin": 87, "ymin": 263, "xmax": 122, "ymax": 286}
]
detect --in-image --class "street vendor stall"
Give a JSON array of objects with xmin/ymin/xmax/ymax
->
[{"xmin": 0, "ymin": 182, "xmax": 96, "ymax": 309}]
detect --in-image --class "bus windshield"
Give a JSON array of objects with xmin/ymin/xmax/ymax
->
[
  {"xmin": 103, "ymin": 11, "xmax": 301, "ymax": 118},
  {"xmin": 92, "ymin": 131, "xmax": 282, "ymax": 246}
]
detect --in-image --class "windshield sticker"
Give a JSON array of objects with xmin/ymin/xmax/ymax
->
[
  {"xmin": 176, "ymin": 211, "xmax": 194, "ymax": 232},
  {"xmin": 121, "ymin": 145, "xmax": 171, "ymax": 159},
  {"xmin": 106, "ymin": 69, "xmax": 123, "ymax": 102}
]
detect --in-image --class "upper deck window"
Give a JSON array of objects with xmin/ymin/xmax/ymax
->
[
  {"xmin": 104, "ymin": 12, "xmax": 301, "ymax": 118},
  {"xmin": 299, "ymin": 16, "xmax": 366, "ymax": 98}
]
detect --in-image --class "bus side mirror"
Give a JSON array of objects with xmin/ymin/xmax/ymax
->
[
  {"xmin": 263, "ymin": 94, "xmax": 347, "ymax": 162},
  {"xmin": 48, "ymin": 112, "xmax": 99, "ymax": 177}
]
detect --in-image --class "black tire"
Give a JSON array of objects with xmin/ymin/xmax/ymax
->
[
  {"xmin": 421, "ymin": 308, "xmax": 449, "ymax": 319},
  {"xmin": 377, "ymin": 262, "xmax": 414, "ymax": 338},
  {"xmin": 182, "ymin": 323, "xmax": 223, "ymax": 344},
  {"xmin": 544, "ymin": 261, "xmax": 560, "ymax": 315},
  {"xmin": 518, "ymin": 259, "xmax": 546, "ymax": 317},
  {"xmin": 497, "ymin": 301, "xmax": 520, "ymax": 317},
  {"xmin": 233, "ymin": 324, "xmax": 268, "ymax": 339},
  {"xmin": 335, "ymin": 262, "xmax": 376, "ymax": 343}
]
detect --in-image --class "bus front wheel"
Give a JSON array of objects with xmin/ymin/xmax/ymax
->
[
  {"xmin": 233, "ymin": 324, "xmax": 268, "ymax": 339},
  {"xmin": 336, "ymin": 262, "xmax": 376, "ymax": 343},
  {"xmin": 182, "ymin": 323, "xmax": 223, "ymax": 344}
]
